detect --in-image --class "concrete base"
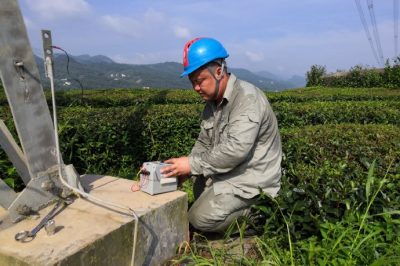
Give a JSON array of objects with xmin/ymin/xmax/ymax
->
[{"xmin": 0, "ymin": 175, "xmax": 189, "ymax": 266}]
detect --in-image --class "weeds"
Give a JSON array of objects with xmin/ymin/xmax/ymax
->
[{"xmin": 171, "ymin": 162, "xmax": 399, "ymax": 265}]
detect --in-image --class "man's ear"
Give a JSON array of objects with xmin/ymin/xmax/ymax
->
[{"xmin": 216, "ymin": 66, "xmax": 223, "ymax": 80}]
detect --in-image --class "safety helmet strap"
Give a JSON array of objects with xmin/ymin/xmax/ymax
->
[{"xmin": 206, "ymin": 61, "xmax": 225, "ymax": 101}]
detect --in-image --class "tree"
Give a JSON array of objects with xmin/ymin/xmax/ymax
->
[{"xmin": 306, "ymin": 65, "xmax": 326, "ymax": 87}]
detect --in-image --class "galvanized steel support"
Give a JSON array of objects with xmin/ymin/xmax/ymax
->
[{"xmin": 0, "ymin": 0, "xmax": 83, "ymax": 222}]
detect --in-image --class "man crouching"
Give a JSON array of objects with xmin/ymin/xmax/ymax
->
[{"xmin": 161, "ymin": 37, "xmax": 282, "ymax": 234}]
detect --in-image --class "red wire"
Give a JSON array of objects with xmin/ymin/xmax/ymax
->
[{"xmin": 131, "ymin": 169, "xmax": 150, "ymax": 192}]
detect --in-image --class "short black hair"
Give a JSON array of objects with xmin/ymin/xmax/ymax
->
[{"xmin": 188, "ymin": 59, "xmax": 228, "ymax": 79}]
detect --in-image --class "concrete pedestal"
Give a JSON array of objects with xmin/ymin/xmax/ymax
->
[{"xmin": 0, "ymin": 175, "xmax": 189, "ymax": 266}]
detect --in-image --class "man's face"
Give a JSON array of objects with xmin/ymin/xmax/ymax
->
[{"xmin": 189, "ymin": 67, "xmax": 217, "ymax": 101}]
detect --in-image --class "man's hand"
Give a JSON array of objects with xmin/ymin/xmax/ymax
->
[{"xmin": 161, "ymin": 157, "xmax": 191, "ymax": 178}]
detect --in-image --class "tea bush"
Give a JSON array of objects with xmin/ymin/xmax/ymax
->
[
  {"xmin": 274, "ymin": 100, "xmax": 400, "ymax": 127},
  {"xmin": 279, "ymin": 124, "xmax": 400, "ymax": 238},
  {"xmin": 2, "ymin": 103, "xmax": 399, "ymax": 221},
  {"xmin": 4, "ymin": 87, "xmax": 400, "ymax": 108},
  {"xmin": 306, "ymin": 59, "xmax": 400, "ymax": 88},
  {"xmin": 1, "ymin": 87, "xmax": 399, "ymax": 264}
]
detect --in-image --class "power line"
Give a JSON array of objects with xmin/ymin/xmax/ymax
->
[
  {"xmin": 367, "ymin": 0, "xmax": 385, "ymax": 65},
  {"xmin": 394, "ymin": 0, "xmax": 399, "ymax": 58},
  {"xmin": 354, "ymin": 0, "xmax": 380, "ymax": 65}
]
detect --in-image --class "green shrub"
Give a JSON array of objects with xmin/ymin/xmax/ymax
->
[
  {"xmin": 57, "ymin": 104, "xmax": 202, "ymax": 177},
  {"xmin": 315, "ymin": 59, "xmax": 400, "ymax": 88},
  {"xmin": 267, "ymin": 86, "xmax": 400, "ymax": 103},
  {"xmin": 382, "ymin": 57, "xmax": 400, "ymax": 88},
  {"xmin": 1, "ymin": 90, "xmax": 399, "ymax": 240},
  {"xmin": 322, "ymin": 65, "xmax": 383, "ymax": 88},
  {"xmin": 348, "ymin": 65, "xmax": 382, "ymax": 87},
  {"xmin": 47, "ymin": 88, "xmax": 202, "ymax": 107},
  {"xmin": 274, "ymin": 100, "xmax": 400, "ymax": 127},
  {"xmin": 306, "ymin": 65, "xmax": 327, "ymax": 87},
  {"xmin": 3, "ymin": 108, "xmax": 399, "ymax": 226},
  {"xmin": 2, "ymin": 87, "xmax": 400, "ymax": 108},
  {"xmin": 276, "ymin": 124, "xmax": 400, "ymax": 239},
  {"xmin": 2, "ymin": 98, "xmax": 400, "ymax": 179}
]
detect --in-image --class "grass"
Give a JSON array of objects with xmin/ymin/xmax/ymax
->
[{"xmin": 170, "ymin": 161, "xmax": 400, "ymax": 265}]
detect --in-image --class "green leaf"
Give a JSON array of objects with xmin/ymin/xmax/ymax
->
[
  {"xmin": 3, "ymin": 178, "xmax": 15, "ymax": 188},
  {"xmin": 365, "ymin": 159, "xmax": 376, "ymax": 203}
]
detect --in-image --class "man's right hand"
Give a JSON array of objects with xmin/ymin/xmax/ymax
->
[{"xmin": 161, "ymin": 157, "xmax": 191, "ymax": 178}]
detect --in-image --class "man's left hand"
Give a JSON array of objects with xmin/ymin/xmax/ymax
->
[{"xmin": 161, "ymin": 157, "xmax": 191, "ymax": 178}]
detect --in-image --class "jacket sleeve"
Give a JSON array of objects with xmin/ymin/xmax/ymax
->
[
  {"xmin": 189, "ymin": 120, "xmax": 212, "ymax": 157},
  {"xmin": 189, "ymin": 97, "xmax": 262, "ymax": 177}
]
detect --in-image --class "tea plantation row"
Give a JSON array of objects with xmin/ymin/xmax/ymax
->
[
  {"xmin": 0, "ymin": 88, "xmax": 399, "ymax": 257},
  {"xmin": 1, "ymin": 87, "xmax": 400, "ymax": 107}
]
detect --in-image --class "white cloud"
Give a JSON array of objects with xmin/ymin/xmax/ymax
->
[
  {"xmin": 173, "ymin": 26, "xmax": 191, "ymax": 39},
  {"xmin": 143, "ymin": 8, "xmax": 165, "ymax": 23},
  {"xmin": 24, "ymin": 0, "xmax": 91, "ymax": 20},
  {"xmin": 101, "ymin": 15, "xmax": 142, "ymax": 38},
  {"xmin": 111, "ymin": 50, "xmax": 179, "ymax": 65},
  {"xmin": 225, "ymin": 19, "xmax": 394, "ymax": 75},
  {"xmin": 101, "ymin": 8, "xmax": 192, "ymax": 42},
  {"xmin": 101, "ymin": 8, "xmax": 168, "ymax": 39},
  {"xmin": 245, "ymin": 51, "xmax": 264, "ymax": 62},
  {"xmin": 110, "ymin": 54, "xmax": 131, "ymax": 64}
]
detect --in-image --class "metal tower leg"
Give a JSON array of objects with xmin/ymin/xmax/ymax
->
[{"xmin": 0, "ymin": 0, "xmax": 83, "ymax": 222}]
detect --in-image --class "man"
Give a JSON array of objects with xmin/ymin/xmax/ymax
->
[{"xmin": 161, "ymin": 37, "xmax": 282, "ymax": 233}]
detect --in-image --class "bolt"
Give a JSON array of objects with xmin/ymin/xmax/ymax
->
[{"xmin": 41, "ymin": 180, "xmax": 55, "ymax": 191}]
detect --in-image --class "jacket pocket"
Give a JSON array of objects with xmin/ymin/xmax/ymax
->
[
  {"xmin": 246, "ymin": 112, "xmax": 260, "ymax": 124},
  {"xmin": 201, "ymin": 120, "xmax": 214, "ymax": 139}
]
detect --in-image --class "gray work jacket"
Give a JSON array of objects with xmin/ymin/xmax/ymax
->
[{"xmin": 188, "ymin": 73, "xmax": 282, "ymax": 199}]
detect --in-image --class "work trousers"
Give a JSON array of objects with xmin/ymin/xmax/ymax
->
[{"xmin": 188, "ymin": 176, "xmax": 258, "ymax": 233}]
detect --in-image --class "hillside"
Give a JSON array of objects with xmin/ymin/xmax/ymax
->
[{"xmin": 34, "ymin": 54, "xmax": 305, "ymax": 91}]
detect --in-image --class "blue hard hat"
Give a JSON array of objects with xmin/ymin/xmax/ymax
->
[{"xmin": 181, "ymin": 37, "xmax": 229, "ymax": 77}]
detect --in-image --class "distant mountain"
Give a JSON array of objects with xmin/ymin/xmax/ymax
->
[
  {"xmin": 71, "ymin": 54, "xmax": 115, "ymax": 64},
  {"xmin": 231, "ymin": 68, "xmax": 288, "ymax": 91},
  {"xmin": 255, "ymin": 70, "xmax": 281, "ymax": 81},
  {"xmin": 256, "ymin": 71, "xmax": 306, "ymax": 89},
  {"xmin": 35, "ymin": 54, "xmax": 191, "ymax": 89},
  {"xmin": 286, "ymin": 75, "xmax": 306, "ymax": 88},
  {"xmin": 34, "ymin": 54, "xmax": 302, "ymax": 91}
]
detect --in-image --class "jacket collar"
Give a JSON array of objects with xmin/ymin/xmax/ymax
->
[{"xmin": 222, "ymin": 73, "xmax": 237, "ymax": 103}]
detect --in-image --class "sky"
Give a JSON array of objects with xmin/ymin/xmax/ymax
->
[{"xmin": 19, "ymin": 0, "xmax": 396, "ymax": 78}]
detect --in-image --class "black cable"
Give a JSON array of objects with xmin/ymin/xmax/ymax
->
[
  {"xmin": 354, "ymin": 0, "xmax": 380, "ymax": 65},
  {"xmin": 394, "ymin": 0, "xmax": 399, "ymax": 57},
  {"xmin": 367, "ymin": 0, "xmax": 385, "ymax": 65},
  {"xmin": 51, "ymin": 45, "xmax": 85, "ymax": 102}
]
